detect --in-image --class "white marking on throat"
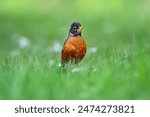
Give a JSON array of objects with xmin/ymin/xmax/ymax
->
[{"xmin": 69, "ymin": 33, "xmax": 74, "ymax": 37}]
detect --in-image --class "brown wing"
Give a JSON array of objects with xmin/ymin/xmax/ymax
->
[{"xmin": 61, "ymin": 38, "xmax": 76, "ymax": 64}]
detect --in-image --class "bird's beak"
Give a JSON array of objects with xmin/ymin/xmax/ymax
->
[{"xmin": 78, "ymin": 26, "xmax": 84, "ymax": 32}]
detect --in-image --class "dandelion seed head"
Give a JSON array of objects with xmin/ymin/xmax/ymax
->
[
  {"xmin": 10, "ymin": 50, "xmax": 20, "ymax": 57},
  {"xmin": 52, "ymin": 42, "xmax": 62, "ymax": 53},
  {"xmin": 18, "ymin": 37, "xmax": 30, "ymax": 48},
  {"xmin": 46, "ymin": 42, "xmax": 62, "ymax": 54},
  {"xmin": 88, "ymin": 47, "xmax": 97, "ymax": 53}
]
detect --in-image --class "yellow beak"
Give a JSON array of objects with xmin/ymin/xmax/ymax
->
[{"xmin": 78, "ymin": 26, "xmax": 84, "ymax": 32}]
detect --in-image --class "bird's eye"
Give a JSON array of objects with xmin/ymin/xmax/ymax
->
[{"xmin": 73, "ymin": 27, "xmax": 77, "ymax": 29}]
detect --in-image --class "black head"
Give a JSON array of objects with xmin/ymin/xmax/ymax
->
[{"xmin": 69, "ymin": 22, "xmax": 83, "ymax": 36}]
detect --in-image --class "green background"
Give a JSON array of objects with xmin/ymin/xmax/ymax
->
[{"xmin": 0, "ymin": 0, "xmax": 150, "ymax": 99}]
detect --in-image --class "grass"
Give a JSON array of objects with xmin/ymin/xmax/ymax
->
[{"xmin": 0, "ymin": 0, "xmax": 150, "ymax": 100}]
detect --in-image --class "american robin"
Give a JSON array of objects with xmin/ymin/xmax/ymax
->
[{"xmin": 61, "ymin": 22, "xmax": 87, "ymax": 67}]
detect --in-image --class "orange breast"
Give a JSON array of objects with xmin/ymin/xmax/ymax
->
[{"xmin": 61, "ymin": 36, "xmax": 86, "ymax": 63}]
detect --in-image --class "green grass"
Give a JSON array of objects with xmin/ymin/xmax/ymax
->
[{"xmin": 0, "ymin": 0, "xmax": 150, "ymax": 100}]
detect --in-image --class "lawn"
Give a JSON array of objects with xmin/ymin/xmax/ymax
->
[{"xmin": 0, "ymin": 0, "xmax": 150, "ymax": 100}]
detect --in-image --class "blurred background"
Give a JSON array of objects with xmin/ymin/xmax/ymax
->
[
  {"xmin": 0, "ymin": 0, "xmax": 150, "ymax": 99},
  {"xmin": 0, "ymin": 0, "xmax": 149, "ymax": 56}
]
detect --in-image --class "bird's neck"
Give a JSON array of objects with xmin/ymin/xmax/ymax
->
[{"xmin": 69, "ymin": 32, "xmax": 81, "ymax": 37}]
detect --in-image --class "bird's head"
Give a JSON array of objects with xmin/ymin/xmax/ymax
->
[{"xmin": 69, "ymin": 22, "xmax": 84, "ymax": 37}]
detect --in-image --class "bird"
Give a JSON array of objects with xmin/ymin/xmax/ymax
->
[{"xmin": 61, "ymin": 22, "xmax": 87, "ymax": 67}]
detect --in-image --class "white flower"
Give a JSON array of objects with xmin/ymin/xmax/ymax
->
[
  {"xmin": 88, "ymin": 47, "xmax": 97, "ymax": 53},
  {"xmin": 52, "ymin": 42, "xmax": 62, "ymax": 53},
  {"xmin": 18, "ymin": 37, "xmax": 30, "ymax": 48},
  {"xmin": 10, "ymin": 49, "xmax": 20, "ymax": 57},
  {"xmin": 46, "ymin": 42, "xmax": 62, "ymax": 54}
]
